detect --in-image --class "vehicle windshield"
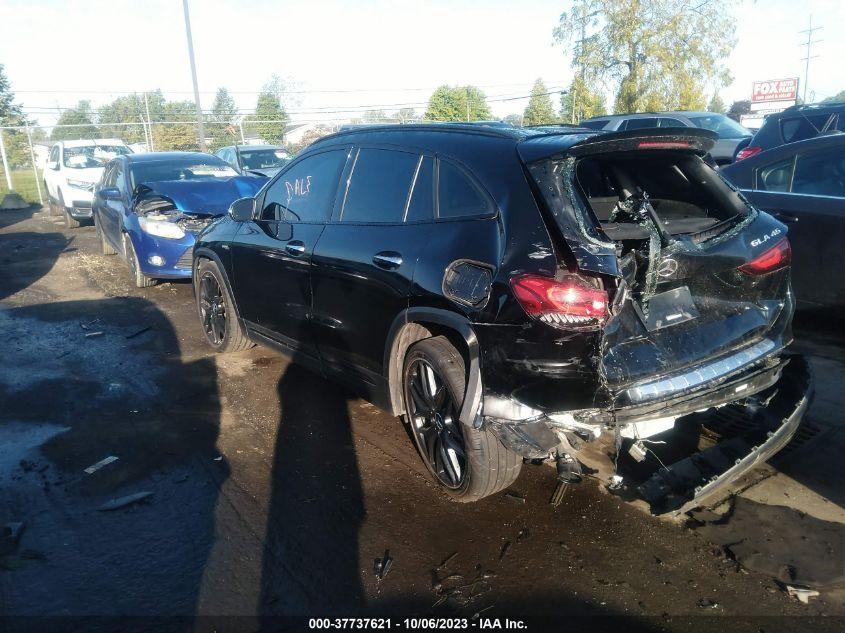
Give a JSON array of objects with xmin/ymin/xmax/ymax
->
[
  {"xmin": 578, "ymin": 119, "xmax": 611, "ymax": 130},
  {"xmin": 238, "ymin": 149, "xmax": 289, "ymax": 170},
  {"xmin": 687, "ymin": 114, "xmax": 750, "ymax": 139},
  {"xmin": 63, "ymin": 144, "xmax": 131, "ymax": 169},
  {"xmin": 130, "ymin": 158, "xmax": 238, "ymax": 189}
]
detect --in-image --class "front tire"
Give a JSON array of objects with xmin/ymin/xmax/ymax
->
[
  {"xmin": 195, "ymin": 259, "xmax": 253, "ymax": 353},
  {"xmin": 123, "ymin": 233, "xmax": 156, "ymax": 288},
  {"xmin": 58, "ymin": 191, "xmax": 80, "ymax": 228},
  {"xmin": 403, "ymin": 336, "xmax": 522, "ymax": 502},
  {"xmin": 94, "ymin": 213, "xmax": 116, "ymax": 255}
]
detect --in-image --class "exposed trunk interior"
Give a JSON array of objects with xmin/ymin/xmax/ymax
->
[{"xmin": 575, "ymin": 151, "xmax": 749, "ymax": 242}]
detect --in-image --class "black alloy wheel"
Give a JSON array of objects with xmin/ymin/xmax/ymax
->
[
  {"xmin": 404, "ymin": 356, "xmax": 468, "ymax": 489},
  {"xmin": 199, "ymin": 271, "xmax": 227, "ymax": 346}
]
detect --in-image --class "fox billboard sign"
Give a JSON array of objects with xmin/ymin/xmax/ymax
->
[{"xmin": 752, "ymin": 78, "xmax": 799, "ymax": 104}]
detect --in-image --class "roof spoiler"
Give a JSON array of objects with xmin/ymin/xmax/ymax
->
[
  {"xmin": 517, "ymin": 127, "xmax": 718, "ymax": 163},
  {"xmin": 568, "ymin": 127, "xmax": 717, "ymax": 157}
]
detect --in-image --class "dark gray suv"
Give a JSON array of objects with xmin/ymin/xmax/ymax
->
[{"xmin": 580, "ymin": 111, "xmax": 751, "ymax": 165}]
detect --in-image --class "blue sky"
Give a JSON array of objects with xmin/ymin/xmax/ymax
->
[{"xmin": 1, "ymin": 0, "xmax": 842, "ymax": 126}]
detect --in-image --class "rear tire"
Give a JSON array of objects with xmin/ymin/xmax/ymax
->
[
  {"xmin": 94, "ymin": 213, "xmax": 116, "ymax": 255},
  {"xmin": 123, "ymin": 233, "xmax": 156, "ymax": 288},
  {"xmin": 403, "ymin": 336, "xmax": 522, "ymax": 502},
  {"xmin": 195, "ymin": 258, "xmax": 253, "ymax": 353}
]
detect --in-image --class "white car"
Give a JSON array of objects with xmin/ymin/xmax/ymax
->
[{"xmin": 44, "ymin": 139, "xmax": 132, "ymax": 227}]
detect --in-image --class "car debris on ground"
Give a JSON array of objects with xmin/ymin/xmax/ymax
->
[
  {"xmin": 98, "ymin": 491, "xmax": 154, "ymax": 511},
  {"xmin": 83, "ymin": 455, "xmax": 119, "ymax": 474}
]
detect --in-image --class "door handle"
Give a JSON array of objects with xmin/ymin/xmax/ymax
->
[
  {"xmin": 285, "ymin": 240, "xmax": 306, "ymax": 255},
  {"xmin": 771, "ymin": 211, "xmax": 798, "ymax": 224},
  {"xmin": 373, "ymin": 251, "xmax": 403, "ymax": 269}
]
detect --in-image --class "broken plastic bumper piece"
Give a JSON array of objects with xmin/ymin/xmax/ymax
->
[{"xmin": 637, "ymin": 354, "xmax": 813, "ymax": 515}]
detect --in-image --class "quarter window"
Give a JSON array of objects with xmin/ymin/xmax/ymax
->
[
  {"xmin": 261, "ymin": 150, "xmax": 347, "ymax": 222},
  {"xmin": 623, "ymin": 118, "xmax": 658, "ymax": 130},
  {"xmin": 780, "ymin": 115, "xmax": 830, "ymax": 143},
  {"xmin": 341, "ymin": 149, "xmax": 418, "ymax": 223},
  {"xmin": 437, "ymin": 160, "xmax": 491, "ymax": 219},
  {"xmin": 757, "ymin": 158, "xmax": 794, "ymax": 192}
]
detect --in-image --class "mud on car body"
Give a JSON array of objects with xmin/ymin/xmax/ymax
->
[{"xmin": 192, "ymin": 124, "xmax": 812, "ymax": 513}]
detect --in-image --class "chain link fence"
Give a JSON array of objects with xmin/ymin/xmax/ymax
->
[{"xmin": 1, "ymin": 117, "xmax": 379, "ymax": 206}]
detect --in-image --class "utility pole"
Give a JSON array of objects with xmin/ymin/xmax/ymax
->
[
  {"xmin": 182, "ymin": 0, "xmax": 206, "ymax": 151},
  {"xmin": 799, "ymin": 14, "xmax": 823, "ymax": 104},
  {"xmin": 143, "ymin": 91, "xmax": 154, "ymax": 151}
]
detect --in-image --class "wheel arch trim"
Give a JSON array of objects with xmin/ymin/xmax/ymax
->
[
  {"xmin": 192, "ymin": 246, "xmax": 246, "ymax": 331},
  {"xmin": 384, "ymin": 307, "xmax": 482, "ymax": 427}
]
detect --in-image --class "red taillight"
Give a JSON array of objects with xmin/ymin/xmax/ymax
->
[
  {"xmin": 637, "ymin": 141, "xmax": 693, "ymax": 150},
  {"xmin": 739, "ymin": 238, "xmax": 791, "ymax": 275},
  {"xmin": 510, "ymin": 274, "xmax": 608, "ymax": 326},
  {"xmin": 735, "ymin": 146, "xmax": 763, "ymax": 161}
]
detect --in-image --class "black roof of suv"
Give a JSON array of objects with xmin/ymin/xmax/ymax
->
[
  {"xmin": 192, "ymin": 123, "xmax": 811, "ymax": 513},
  {"xmin": 735, "ymin": 102, "xmax": 845, "ymax": 162}
]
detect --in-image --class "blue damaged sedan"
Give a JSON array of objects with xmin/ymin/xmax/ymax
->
[{"xmin": 92, "ymin": 152, "xmax": 267, "ymax": 287}]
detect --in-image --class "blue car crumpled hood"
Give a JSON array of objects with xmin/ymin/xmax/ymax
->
[{"xmin": 134, "ymin": 176, "xmax": 266, "ymax": 216}]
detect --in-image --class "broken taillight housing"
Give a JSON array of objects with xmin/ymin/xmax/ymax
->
[
  {"xmin": 739, "ymin": 238, "xmax": 791, "ymax": 275},
  {"xmin": 510, "ymin": 274, "xmax": 608, "ymax": 327},
  {"xmin": 735, "ymin": 145, "xmax": 763, "ymax": 162}
]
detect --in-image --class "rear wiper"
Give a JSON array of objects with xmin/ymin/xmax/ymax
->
[{"xmin": 612, "ymin": 190, "xmax": 674, "ymax": 248}]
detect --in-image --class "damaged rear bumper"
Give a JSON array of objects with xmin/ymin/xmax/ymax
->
[
  {"xmin": 482, "ymin": 353, "xmax": 813, "ymax": 514},
  {"xmin": 637, "ymin": 354, "xmax": 812, "ymax": 514}
]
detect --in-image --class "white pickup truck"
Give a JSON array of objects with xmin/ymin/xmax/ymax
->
[{"xmin": 44, "ymin": 139, "xmax": 132, "ymax": 227}]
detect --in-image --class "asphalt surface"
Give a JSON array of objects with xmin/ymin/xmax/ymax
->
[{"xmin": 1, "ymin": 206, "xmax": 843, "ymax": 631}]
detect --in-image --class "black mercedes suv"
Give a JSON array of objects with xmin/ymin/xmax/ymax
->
[{"xmin": 192, "ymin": 124, "xmax": 812, "ymax": 513}]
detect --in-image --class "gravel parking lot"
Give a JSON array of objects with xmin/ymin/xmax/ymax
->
[{"xmin": 1, "ymin": 206, "xmax": 844, "ymax": 630}]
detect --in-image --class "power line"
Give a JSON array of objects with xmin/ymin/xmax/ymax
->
[
  {"xmin": 11, "ymin": 80, "xmax": 570, "ymax": 96},
  {"xmin": 19, "ymin": 86, "xmax": 568, "ymax": 117}
]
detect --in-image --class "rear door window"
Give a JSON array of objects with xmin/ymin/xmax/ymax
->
[
  {"xmin": 757, "ymin": 158, "xmax": 794, "ymax": 192},
  {"xmin": 792, "ymin": 147, "xmax": 845, "ymax": 197},
  {"xmin": 261, "ymin": 150, "xmax": 347, "ymax": 222},
  {"xmin": 340, "ymin": 149, "xmax": 418, "ymax": 223},
  {"xmin": 437, "ymin": 160, "xmax": 492, "ymax": 219}
]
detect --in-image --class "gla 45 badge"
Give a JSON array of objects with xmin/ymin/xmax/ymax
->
[{"xmin": 751, "ymin": 228, "xmax": 782, "ymax": 248}]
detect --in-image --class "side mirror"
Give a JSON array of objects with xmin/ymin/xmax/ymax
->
[
  {"xmin": 229, "ymin": 197, "xmax": 256, "ymax": 222},
  {"xmin": 98, "ymin": 186, "xmax": 121, "ymax": 200},
  {"xmin": 46, "ymin": 160, "xmax": 59, "ymax": 171}
]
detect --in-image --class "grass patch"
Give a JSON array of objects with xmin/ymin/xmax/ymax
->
[{"xmin": 0, "ymin": 168, "xmax": 44, "ymax": 205}]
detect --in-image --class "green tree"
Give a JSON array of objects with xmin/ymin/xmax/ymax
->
[
  {"xmin": 822, "ymin": 90, "xmax": 845, "ymax": 104},
  {"xmin": 503, "ymin": 113, "xmax": 523, "ymax": 127},
  {"xmin": 554, "ymin": 0, "xmax": 737, "ymax": 114},
  {"xmin": 523, "ymin": 79, "xmax": 558, "ymax": 126},
  {"xmin": 209, "ymin": 87, "xmax": 239, "ymax": 150},
  {"xmin": 244, "ymin": 75, "xmax": 289, "ymax": 144},
  {"xmin": 390, "ymin": 107, "xmax": 418, "ymax": 123},
  {"xmin": 425, "ymin": 85, "xmax": 491, "ymax": 122},
  {"xmin": 727, "ymin": 99, "xmax": 750, "ymax": 123},
  {"xmin": 560, "ymin": 76, "xmax": 607, "ymax": 123},
  {"xmin": 152, "ymin": 100, "xmax": 199, "ymax": 150},
  {"xmin": 0, "ymin": 64, "xmax": 33, "ymax": 169},
  {"xmin": 51, "ymin": 101, "xmax": 97, "ymax": 141},
  {"xmin": 97, "ymin": 90, "xmax": 169, "ymax": 148},
  {"xmin": 708, "ymin": 94, "xmax": 727, "ymax": 114}
]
